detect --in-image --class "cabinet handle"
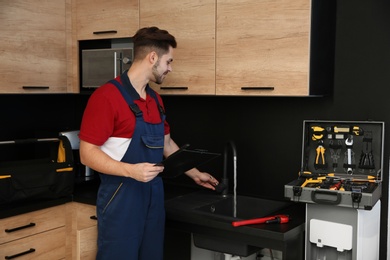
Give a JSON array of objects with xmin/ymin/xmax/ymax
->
[
  {"xmin": 241, "ymin": 87, "xmax": 275, "ymax": 91},
  {"xmin": 93, "ymin": 30, "xmax": 118, "ymax": 35},
  {"xmin": 5, "ymin": 248, "xmax": 36, "ymax": 259},
  {"xmin": 22, "ymin": 86, "xmax": 49, "ymax": 90},
  {"xmin": 5, "ymin": 223, "xmax": 36, "ymax": 233},
  {"xmin": 90, "ymin": 215, "xmax": 98, "ymax": 220},
  {"xmin": 160, "ymin": 87, "xmax": 188, "ymax": 90}
]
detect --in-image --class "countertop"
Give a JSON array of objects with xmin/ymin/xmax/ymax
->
[
  {"xmin": 165, "ymin": 190, "xmax": 305, "ymax": 238},
  {"xmin": 0, "ymin": 196, "xmax": 71, "ymax": 219},
  {"xmin": 0, "ymin": 176, "xmax": 203, "ymax": 218},
  {"xmin": 0, "ymin": 177, "xmax": 100, "ymax": 219},
  {"xmin": 0, "ymin": 177, "xmax": 305, "ymax": 259},
  {"xmin": 164, "ymin": 190, "xmax": 305, "ymax": 259}
]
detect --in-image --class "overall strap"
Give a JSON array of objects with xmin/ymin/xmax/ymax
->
[
  {"xmin": 109, "ymin": 77, "xmax": 165, "ymax": 120},
  {"xmin": 109, "ymin": 79, "xmax": 142, "ymax": 117},
  {"xmin": 146, "ymin": 87, "xmax": 166, "ymax": 118}
]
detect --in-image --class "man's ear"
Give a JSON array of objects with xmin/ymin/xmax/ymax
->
[{"xmin": 149, "ymin": 51, "xmax": 158, "ymax": 65}]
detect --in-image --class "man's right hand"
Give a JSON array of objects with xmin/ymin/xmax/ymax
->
[{"xmin": 126, "ymin": 163, "xmax": 164, "ymax": 182}]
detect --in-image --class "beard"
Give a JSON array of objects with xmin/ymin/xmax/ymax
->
[{"xmin": 152, "ymin": 62, "xmax": 167, "ymax": 85}]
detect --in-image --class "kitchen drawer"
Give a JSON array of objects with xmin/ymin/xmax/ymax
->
[
  {"xmin": 77, "ymin": 225, "xmax": 98, "ymax": 260},
  {"xmin": 0, "ymin": 226, "xmax": 66, "ymax": 259},
  {"xmin": 0, "ymin": 204, "xmax": 66, "ymax": 244}
]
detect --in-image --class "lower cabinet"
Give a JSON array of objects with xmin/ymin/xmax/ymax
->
[
  {"xmin": 0, "ymin": 205, "xmax": 67, "ymax": 259},
  {"xmin": 0, "ymin": 202, "xmax": 99, "ymax": 259},
  {"xmin": 1, "ymin": 202, "xmax": 193, "ymax": 259},
  {"xmin": 0, "ymin": 228, "xmax": 66, "ymax": 259},
  {"xmin": 67, "ymin": 202, "xmax": 98, "ymax": 260},
  {"xmin": 77, "ymin": 225, "xmax": 98, "ymax": 259}
]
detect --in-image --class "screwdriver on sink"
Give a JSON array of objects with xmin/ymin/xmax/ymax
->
[{"xmin": 232, "ymin": 214, "xmax": 289, "ymax": 227}]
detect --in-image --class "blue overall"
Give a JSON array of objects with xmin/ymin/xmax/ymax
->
[{"xmin": 96, "ymin": 73, "xmax": 166, "ymax": 260}]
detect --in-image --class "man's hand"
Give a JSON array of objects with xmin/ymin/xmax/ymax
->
[
  {"xmin": 186, "ymin": 169, "xmax": 219, "ymax": 190},
  {"xmin": 126, "ymin": 163, "xmax": 164, "ymax": 182}
]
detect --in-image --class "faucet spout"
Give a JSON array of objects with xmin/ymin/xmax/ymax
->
[{"xmin": 221, "ymin": 141, "xmax": 237, "ymax": 197}]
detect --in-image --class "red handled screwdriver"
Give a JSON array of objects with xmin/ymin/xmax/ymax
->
[{"xmin": 232, "ymin": 214, "xmax": 289, "ymax": 227}]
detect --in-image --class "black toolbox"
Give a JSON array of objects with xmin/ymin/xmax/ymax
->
[
  {"xmin": 284, "ymin": 120, "xmax": 384, "ymax": 210},
  {"xmin": 0, "ymin": 137, "xmax": 74, "ymax": 205}
]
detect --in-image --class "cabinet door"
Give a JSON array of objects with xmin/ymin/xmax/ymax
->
[
  {"xmin": 67, "ymin": 202, "xmax": 98, "ymax": 260},
  {"xmin": 77, "ymin": 225, "xmax": 98, "ymax": 260},
  {"xmin": 216, "ymin": 0, "xmax": 311, "ymax": 96},
  {"xmin": 140, "ymin": 0, "xmax": 216, "ymax": 95},
  {"xmin": 76, "ymin": 202, "xmax": 97, "ymax": 230},
  {"xmin": 75, "ymin": 0, "xmax": 139, "ymax": 40},
  {"xmin": 0, "ymin": 0, "xmax": 70, "ymax": 93}
]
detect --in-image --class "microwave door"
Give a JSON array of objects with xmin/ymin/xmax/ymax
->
[{"xmin": 82, "ymin": 49, "xmax": 118, "ymax": 88}]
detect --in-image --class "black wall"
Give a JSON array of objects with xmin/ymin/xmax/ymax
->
[
  {"xmin": 0, "ymin": 0, "xmax": 388, "ymax": 258},
  {"xmin": 163, "ymin": 1, "xmax": 390, "ymax": 258}
]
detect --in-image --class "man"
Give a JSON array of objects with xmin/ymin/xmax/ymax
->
[{"xmin": 79, "ymin": 27, "xmax": 219, "ymax": 260}]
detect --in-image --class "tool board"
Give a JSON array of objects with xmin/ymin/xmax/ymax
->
[{"xmin": 284, "ymin": 120, "xmax": 384, "ymax": 210}]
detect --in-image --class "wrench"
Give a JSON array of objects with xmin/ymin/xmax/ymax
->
[
  {"xmin": 329, "ymin": 140, "xmax": 342, "ymax": 171},
  {"xmin": 345, "ymin": 136, "xmax": 354, "ymax": 174}
]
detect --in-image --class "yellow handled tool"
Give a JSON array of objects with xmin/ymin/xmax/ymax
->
[
  {"xmin": 332, "ymin": 126, "xmax": 362, "ymax": 136},
  {"xmin": 315, "ymin": 145, "xmax": 326, "ymax": 165},
  {"xmin": 301, "ymin": 176, "xmax": 326, "ymax": 187},
  {"xmin": 311, "ymin": 126, "xmax": 325, "ymax": 140}
]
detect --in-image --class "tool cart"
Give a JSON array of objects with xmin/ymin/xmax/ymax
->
[{"xmin": 285, "ymin": 120, "xmax": 384, "ymax": 260}]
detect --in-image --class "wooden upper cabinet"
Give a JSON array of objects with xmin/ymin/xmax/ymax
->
[
  {"xmin": 216, "ymin": 0, "xmax": 311, "ymax": 96},
  {"xmin": 75, "ymin": 0, "xmax": 139, "ymax": 40},
  {"xmin": 0, "ymin": 0, "xmax": 71, "ymax": 93},
  {"xmin": 140, "ymin": 0, "xmax": 216, "ymax": 95},
  {"xmin": 216, "ymin": 0, "xmax": 335, "ymax": 96}
]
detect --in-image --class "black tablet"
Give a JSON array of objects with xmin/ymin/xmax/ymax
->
[{"xmin": 158, "ymin": 144, "xmax": 220, "ymax": 178}]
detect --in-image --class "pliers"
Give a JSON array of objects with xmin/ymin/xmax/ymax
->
[{"xmin": 315, "ymin": 142, "xmax": 326, "ymax": 165}]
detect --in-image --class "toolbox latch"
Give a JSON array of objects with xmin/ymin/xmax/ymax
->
[
  {"xmin": 351, "ymin": 192, "xmax": 362, "ymax": 203},
  {"xmin": 293, "ymin": 186, "xmax": 302, "ymax": 197}
]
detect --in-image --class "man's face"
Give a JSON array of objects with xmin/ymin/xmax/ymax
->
[{"xmin": 152, "ymin": 46, "xmax": 174, "ymax": 85}]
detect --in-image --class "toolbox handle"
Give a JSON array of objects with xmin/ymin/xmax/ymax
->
[
  {"xmin": 311, "ymin": 190, "xmax": 341, "ymax": 205},
  {"xmin": 0, "ymin": 138, "xmax": 60, "ymax": 145}
]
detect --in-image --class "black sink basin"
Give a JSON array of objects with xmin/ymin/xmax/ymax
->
[
  {"xmin": 196, "ymin": 195, "xmax": 291, "ymax": 221},
  {"xmin": 193, "ymin": 195, "xmax": 292, "ymax": 256}
]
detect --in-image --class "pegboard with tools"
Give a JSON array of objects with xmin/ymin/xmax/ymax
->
[{"xmin": 285, "ymin": 120, "xmax": 384, "ymax": 210}]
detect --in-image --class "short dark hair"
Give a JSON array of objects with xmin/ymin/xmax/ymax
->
[{"xmin": 132, "ymin": 26, "xmax": 177, "ymax": 60}]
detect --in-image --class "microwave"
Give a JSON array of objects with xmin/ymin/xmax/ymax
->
[{"xmin": 81, "ymin": 48, "xmax": 133, "ymax": 89}]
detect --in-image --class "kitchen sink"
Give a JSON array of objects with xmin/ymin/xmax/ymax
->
[
  {"xmin": 165, "ymin": 190, "xmax": 305, "ymax": 258},
  {"xmin": 195, "ymin": 194, "xmax": 291, "ymax": 221},
  {"xmin": 193, "ymin": 194, "xmax": 292, "ymax": 256}
]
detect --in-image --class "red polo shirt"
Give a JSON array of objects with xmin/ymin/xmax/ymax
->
[{"xmin": 79, "ymin": 77, "xmax": 170, "ymax": 147}]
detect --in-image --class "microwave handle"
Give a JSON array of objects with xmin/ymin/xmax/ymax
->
[{"xmin": 114, "ymin": 51, "xmax": 118, "ymax": 78}]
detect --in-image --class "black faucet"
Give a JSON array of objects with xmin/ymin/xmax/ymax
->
[{"xmin": 216, "ymin": 141, "xmax": 237, "ymax": 196}]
